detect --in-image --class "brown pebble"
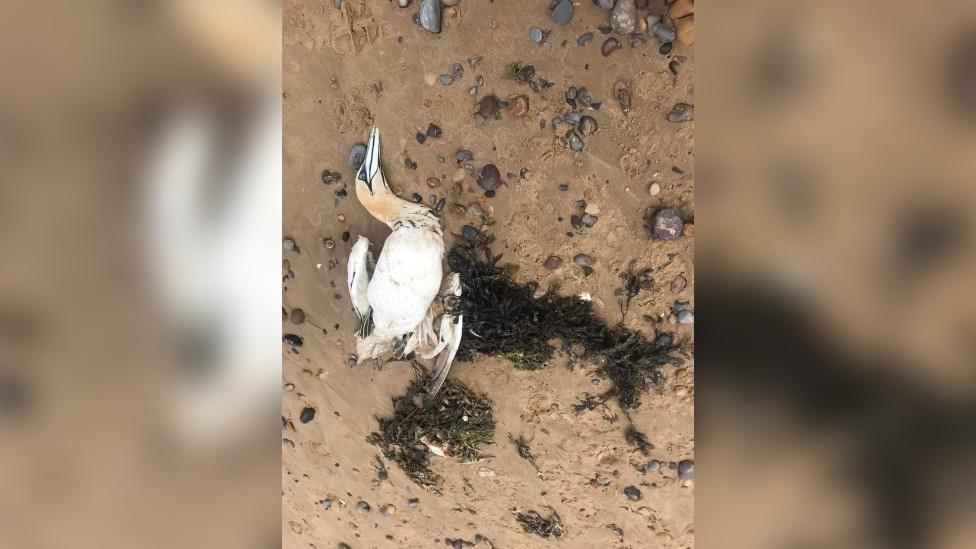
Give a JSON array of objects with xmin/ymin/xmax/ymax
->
[
  {"xmin": 427, "ymin": 177, "xmax": 441, "ymax": 188},
  {"xmin": 478, "ymin": 164, "xmax": 501, "ymax": 191},
  {"xmin": 667, "ymin": 103, "xmax": 695, "ymax": 123},
  {"xmin": 478, "ymin": 94, "xmax": 498, "ymax": 118},
  {"xmin": 671, "ymin": 275, "xmax": 687, "ymax": 293},
  {"xmin": 505, "ymin": 95, "xmax": 529, "ymax": 117},
  {"xmin": 675, "ymin": 14, "xmax": 695, "ymax": 46},
  {"xmin": 601, "ymin": 37, "xmax": 622, "ymax": 57},
  {"xmin": 290, "ymin": 309, "xmax": 306, "ymax": 324},
  {"xmin": 682, "ymin": 222, "xmax": 695, "ymax": 236},
  {"xmin": 543, "ymin": 256, "xmax": 563, "ymax": 270}
]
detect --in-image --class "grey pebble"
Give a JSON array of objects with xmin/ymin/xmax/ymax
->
[
  {"xmin": 581, "ymin": 213, "xmax": 598, "ymax": 227},
  {"xmin": 530, "ymin": 27, "xmax": 544, "ymax": 44},
  {"xmin": 289, "ymin": 308, "xmax": 305, "ymax": 324},
  {"xmin": 407, "ymin": 497, "xmax": 420, "ymax": 508},
  {"xmin": 623, "ymin": 485, "xmax": 642, "ymax": 501},
  {"xmin": 573, "ymin": 253, "xmax": 593, "ymax": 267},
  {"xmin": 597, "ymin": 0, "xmax": 615, "ymax": 10},
  {"xmin": 649, "ymin": 207, "xmax": 684, "ymax": 241},
  {"xmin": 452, "ymin": 63, "xmax": 464, "ymax": 78},
  {"xmin": 677, "ymin": 310, "xmax": 694, "ymax": 324},
  {"xmin": 347, "ymin": 143, "xmax": 367, "ymax": 168},
  {"xmin": 333, "ymin": 0, "xmax": 342, "ymax": 9},
  {"xmin": 577, "ymin": 32, "xmax": 594, "ymax": 46},
  {"xmin": 282, "ymin": 237, "xmax": 296, "ymax": 251},
  {"xmin": 566, "ymin": 130, "xmax": 583, "ymax": 151},
  {"xmin": 609, "ymin": 0, "xmax": 637, "ymax": 34},
  {"xmin": 551, "ymin": 0, "xmax": 573, "ymax": 25},
  {"xmin": 468, "ymin": 86, "xmax": 478, "ymax": 95},
  {"xmin": 667, "ymin": 102, "xmax": 694, "ymax": 122},
  {"xmin": 455, "ymin": 149, "xmax": 474, "ymax": 163},
  {"xmin": 647, "ymin": 459, "xmax": 661, "ymax": 471},
  {"xmin": 356, "ymin": 501, "xmax": 370, "ymax": 515},
  {"xmin": 320, "ymin": 498, "xmax": 333, "ymax": 510},
  {"xmin": 438, "ymin": 74, "xmax": 455, "ymax": 86},
  {"xmin": 419, "ymin": 0, "xmax": 442, "ymax": 33},
  {"xmin": 543, "ymin": 256, "xmax": 563, "ymax": 270},
  {"xmin": 651, "ymin": 22, "xmax": 676, "ymax": 43},
  {"xmin": 671, "ymin": 274, "xmax": 687, "ymax": 293},
  {"xmin": 565, "ymin": 111, "xmax": 582, "ymax": 124},
  {"xmin": 678, "ymin": 459, "xmax": 694, "ymax": 480}
]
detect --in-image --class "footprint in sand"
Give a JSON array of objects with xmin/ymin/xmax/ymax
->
[{"xmin": 328, "ymin": 0, "xmax": 393, "ymax": 55}]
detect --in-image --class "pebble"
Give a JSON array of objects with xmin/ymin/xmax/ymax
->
[
  {"xmin": 299, "ymin": 407, "xmax": 316, "ymax": 423},
  {"xmin": 551, "ymin": 0, "xmax": 573, "ymax": 25},
  {"xmin": 647, "ymin": 459, "xmax": 662, "ymax": 472},
  {"xmin": 597, "ymin": 0, "xmax": 615, "ymax": 10},
  {"xmin": 506, "ymin": 95, "xmax": 529, "ymax": 117},
  {"xmin": 478, "ymin": 95, "xmax": 498, "ymax": 118},
  {"xmin": 565, "ymin": 111, "xmax": 582, "ymax": 125},
  {"xmin": 669, "ymin": 60, "xmax": 681, "ymax": 75},
  {"xmin": 342, "ymin": 231, "xmax": 350, "ymax": 242},
  {"xmin": 451, "ymin": 62, "xmax": 464, "ymax": 78},
  {"xmin": 566, "ymin": 130, "xmax": 584, "ymax": 151},
  {"xmin": 419, "ymin": 0, "xmax": 442, "ymax": 33},
  {"xmin": 675, "ymin": 14, "xmax": 695, "ymax": 46},
  {"xmin": 427, "ymin": 177, "xmax": 441, "ymax": 189},
  {"xmin": 577, "ymin": 32, "xmax": 594, "ymax": 46},
  {"xmin": 651, "ymin": 22, "xmax": 676, "ymax": 43},
  {"xmin": 416, "ymin": 132, "xmax": 427, "ymax": 144},
  {"xmin": 321, "ymin": 498, "xmax": 333, "ymax": 510},
  {"xmin": 566, "ymin": 86, "xmax": 578, "ymax": 101},
  {"xmin": 435, "ymin": 198, "xmax": 446, "ymax": 212},
  {"xmin": 347, "ymin": 143, "xmax": 367, "ymax": 169},
  {"xmin": 649, "ymin": 182, "xmax": 661, "ymax": 195},
  {"xmin": 468, "ymin": 86, "xmax": 479, "ymax": 95},
  {"xmin": 573, "ymin": 253, "xmax": 593, "ymax": 267},
  {"xmin": 659, "ymin": 41, "xmax": 673, "ymax": 55},
  {"xmin": 407, "ymin": 497, "xmax": 420, "ymax": 508},
  {"xmin": 467, "ymin": 203, "xmax": 484, "ymax": 216},
  {"xmin": 677, "ymin": 310, "xmax": 694, "ymax": 324},
  {"xmin": 397, "ymin": 0, "xmax": 410, "ymax": 6},
  {"xmin": 601, "ymin": 37, "xmax": 622, "ymax": 57},
  {"xmin": 683, "ymin": 222, "xmax": 694, "ymax": 236},
  {"xmin": 671, "ymin": 275, "xmax": 686, "ymax": 293},
  {"xmin": 670, "ymin": 0, "xmax": 694, "ymax": 18},
  {"xmin": 529, "ymin": 27, "xmax": 544, "ymax": 44},
  {"xmin": 283, "ymin": 334, "xmax": 304, "ymax": 347},
  {"xmin": 645, "ymin": 14, "xmax": 660, "ymax": 30},
  {"xmin": 677, "ymin": 459, "xmax": 694, "ymax": 479},
  {"xmin": 571, "ymin": 214, "xmax": 583, "ymax": 229},
  {"xmin": 438, "ymin": 74, "xmax": 455, "ymax": 85},
  {"xmin": 478, "ymin": 467, "xmax": 496, "ymax": 477},
  {"xmin": 614, "ymin": 80, "xmax": 631, "ymax": 114},
  {"xmin": 667, "ymin": 102, "xmax": 694, "ymax": 122},
  {"xmin": 515, "ymin": 64, "xmax": 535, "ymax": 83},
  {"xmin": 581, "ymin": 214, "xmax": 598, "ymax": 227},
  {"xmin": 624, "ymin": 485, "xmax": 642, "ymax": 501},
  {"xmin": 282, "ymin": 237, "xmax": 296, "ymax": 251},
  {"xmin": 321, "ymin": 170, "xmax": 341, "ymax": 184},
  {"xmin": 578, "ymin": 115, "xmax": 598, "ymax": 136},
  {"xmin": 356, "ymin": 501, "xmax": 371, "ymax": 515},
  {"xmin": 380, "ymin": 504, "xmax": 397, "ymax": 517},
  {"xmin": 411, "ymin": 192, "xmax": 423, "ymax": 203},
  {"xmin": 543, "ymin": 256, "xmax": 563, "ymax": 270},
  {"xmin": 559, "ymin": 183, "xmax": 569, "ymax": 191},
  {"xmin": 461, "ymin": 225, "xmax": 482, "ymax": 242},
  {"xmin": 649, "ymin": 208, "xmax": 684, "ymax": 241},
  {"xmin": 289, "ymin": 309, "xmax": 305, "ymax": 324},
  {"xmin": 455, "ymin": 149, "xmax": 473, "ymax": 163},
  {"xmin": 610, "ymin": 0, "xmax": 637, "ymax": 34},
  {"xmin": 478, "ymin": 164, "xmax": 501, "ymax": 191},
  {"xmin": 426, "ymin": 123, "xmax": 443, "ymax": 138},
  {"xmin": 452, "ymin": 168, "xmax": 466, "ymax": 183},
  {"xmin": 324, "ymin": 238, "xmax": 335, "ymax": 249}
]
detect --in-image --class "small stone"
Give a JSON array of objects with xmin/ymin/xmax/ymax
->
[
  {"xmin": 566, "ymin": 130, "xmax": 584, "ymax": 152},
  {"xmin": 647, "ymin": 459, "xmax": 662, "ymax": 471},
  {"xmin": 419, "ymin": 0, "xmax": 442, "ymax": 33},
  {"xmin": 581, "ymin": 214, "xmax": 598, "ymax": 227},
  {"xmin": 677, "ymin": 310, "xmax": 694, "ymax": 324},
  {"xmin": 438, "ymin": 74, "xmax": 455, "ymax": 85},
  {"xmin": 283, "ymin": 334, "xmax": 304, "ymax": 348},
  {"xmin": 407, "ymin": 497, "xmax": 420, "ymax": 508},
  {"xmin": 468, "ymin": 86, "xmax": 479, "ymax": 95},
  {"xmin": 597, "ymin": 0, "xmax": 615, "ymax": 10},
  {"xmin": 426, "ymin": 123, "xmax": 443, "ymax": 138},
  {"xmin": 290, "ymin": 309, "xmax": 306, "ymax": 324},
  {"xmin": 671, "ymin": 275, "xmax": 686, "ymax": 293},
  {"xmin": 683, "ymin": 222, "xmax": 695, "ymax": 236},
  {"xmin": 515, "ymin": 64, "xmax": 535, "ymax": 83},
  {"xmin": 570, "ymin": 214, "xmax": 583, "ymax": 229},
  {"xmin": 485, "ymin": 189, "xmax": 496, "ymax": 198},
  {"xmin": 624, "ymin": 485, "xmax": 642, "ymax": 501},
  {"xmin": 380, "ymin": 504, "xmax": 397, "ymax": 517},
  {"xmin": 613, "ymin": 80, "xmax": 631, "ymax": 114},
  {"xmin": 320, "ymin": 498, "xmax": 333, "ymax": 510},
  {"xmin": 648, "ymin": 208, "xmax": 684, "ymax": 241},
  {"xmin": 478, "ymin": 94, "xmax": 497, "ymax": 118},
  {"xmin": 324, "ymin": 238, "xmax": 335, "ymax": 249},
  {"xmin": 678, "ymin": 459, "xmax": 694, "ymax": 479},
  {"xmin": 455, "ymin": 149, "xmax": 473, "ymax": 163},
  {"xmin": 467, "ymin": 203, "xmax": 484, "ymax": 216},
  {"xmin": 669, "ymin": 60, "xmax": 681, "ymax": 75},
  {"xmin": 284, "ymin": 383, "xmax": 295, "ymax": 392},
  {"xmin": 338, "ymin": 544, "xmax": 352, "ymax": 549},
  {"xmin": 478, "ymin": 467, "xmax": 496, "ymax": 477},
  {"xmin": 651, "ymin": 22, "xmax": 676, "ymax": 43},
  {"xmin": 667, "ymin": 103, "xmax": 694, "ymax": 122},
  {"xmin": 451, "ymin": 62, "xmax": 464, "ymax": 78},
  {"xmin": 478, "ymin": 164, "xmax": 501, "ymax": 191},
  {"xmin": 577, "ymin": 32, "xmax": 594, "ymax": 46},
  {"xmin": 427, "ymin": 177, "xmax": 441, "ymax": 189},
  {"xmin": 566, "ymin": 86, "xmax": 578, "ymax": 101},
  {"xmin": 436, "ymin": 198, "xmax": 446, "ymax": 212},
  {"xmin": 347, "ymin": 143, "xmax": 367, "ymax": 169},
  {"xmin": 601, "ymin": 37, "xmax": 622, "ymax": 56},
  {"xmin": 461, "ymin": 225, "xmax": 482, "ymax": 242},
  {"xmin": 565, "ymin": 111, "xmax": 582, "ymax": 125},
  {"xmin": 505, "ymin": 95, "xmax": 529, "ymax": 117},
  {"xmin": 559, "ymin": 184, "xmax": 569, "ymax": 191},
  {"xmin": 670, "ymin": 0, "xmax": 695, "ymax": 19},
  {"xmin": 659, "ymin": 41, "xmax": 673, "ymax": 55},
  {"xmin": 578, "ymin": 115, "xmax": 598, "ymax": 136},
  {"xmin": 321, "ymin": 170, "xmax": 341, "ymax": 184},
  {"xmin": 573, "ymin": 253, "xmax": 593, "ymax": 267},
  {"xmin": 610, "ymin": 0, "xmax": 637, "ymax": 34},
  {"xmin": 283, "ymin": 237, "xmax": 296, "ymax": 251},
  {"xmin": 299, "ymin": 407, "xmax": 316, "ymax": 423},
  {"xmin": 342, "ymin": 231, "xmax": 350, "ymax": 242},
  {"xmin": 551, "ymin": 0, "xmax": 573, "ymax": 25},
  {"xmin": 543, "ymin": 256, "xmax": 563, "ymax": 270},
  {"xmin": 584, "ymin": 202, "xmax": 600, "ymax": 215},
  {"xmin": 649, "ymin": 182, "xmax": 661, "ymax": 195},
  {"xmin": 411, "ymin": 192, "xmax": 423, "ymax": 203},
  {"xmin": 675, "ymin": 15, "xmax": 695, "ymax": 46},
  {"xmin": 356, "ymin": 501, "xmax": 370, "ymax": 515},
  {"xmin": 416, "ymin": 132, "xmax": 427, "ymax": 144},
  {"xmin": 529, "ymin": 27, "xmax": 544, "ymax": 44},
  {"xmin": 674, "ymin": 385, "xmax": 689, "ymax": 397},
  {"xmin": 397, "ymin": 0, "xmax": 410, "ymax": 6}
]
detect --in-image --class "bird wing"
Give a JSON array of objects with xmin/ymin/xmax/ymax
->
[
  {"xmin": 348, "ymin": 236, "xmax": 372, "ymax": 332},
  {"xmin": 426, "ymin": 273, "xmax": 463, "ymax": 396}
]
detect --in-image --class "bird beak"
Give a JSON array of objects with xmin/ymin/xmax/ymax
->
[{"xmin": 356, "ymin": 127, "xmax": 380, "ymax": 193}]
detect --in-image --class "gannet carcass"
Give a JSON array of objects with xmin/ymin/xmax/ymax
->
[{"xmin": 347, "ymin": 127, "xmax": 462, "ymax": 395}]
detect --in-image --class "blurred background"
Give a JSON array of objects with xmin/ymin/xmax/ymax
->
[
  {"xmin": 699, "ymin": 1, "xmax": 976, "ymax": 548},
  {"xmin": 0, "ymin": 1, "xmax": 280, "ymax": 548}
]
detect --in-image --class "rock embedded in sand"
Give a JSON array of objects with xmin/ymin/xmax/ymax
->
[
  {"xmin": 649, "ymin": 182, "xmax": 661, "ymax": 195},
  {"xmin": 573, "ymin": 253, "xmax": 593, "ymax": 267},
  {"xmin": 671, "ymin": 274, "xmax": 687, "ymax": 293},
  {"xmin": 675, "ymin": 14, "xmax": 695, "ymax": 46},
  {"xmin": 678, "ymin": 459, "xmax": 695, "ymax": 479},
  {"xmin": 624, "ymin": 485, "xmax": 642, "ymax": 501},
  {"xmin": 426, "ymin": 123, "xmax": 443, "ymax": 138},
  {"xmin": 283, "ymin": 333, "xmax": 304, "ymax": 347},
  {"xmin": 515, "ymin": 64, "xmax": 535, "ymax": 83},
  {"xmin": 478, "ymin": 94, "xmax": 497, "ymax": 118},
  {"xmin": 551, "ymin": 0, "xmax": 573, "ymax": 25},
  {"xmin": 356, "ymin": 501, "xmax": 370, "ymax": 514},
  {"xmin": 506, "ymin": 95, "xmax": 529, "ymax": 117},
  {"xmin": 596, "ymin": 0, "xmax": 615, "ymax": 9},
  {"xmin": 289, "ymin": 308, "xmax": 306, "ymax": 324},
  {"xmin": 347, "ymin": 143, "xmax": 367, "ymax": 168},
  {"xmin": 566, "ymin": 129, "xmax": 584, "ymax": 151},
  {"xmin": 601, "ymin": 37, "xmax": 622, "ymax": 57},
  {"xmin": 283, "ymin": 237, "xmax": 297, "ymax": 251},
  {"xmin": 651, "ymin": 22, "xmax": 676, "ymax": 43},
  {"xmin": 648, "ymin": 208, "xmax": 684, "ymax": 241},
  {"xmin": 667, "ymin": 102, "xmax": 694, "ymax": 122},
  {"xmin": 321, "ymin": 169, "xmax": 341, "ymax": 184},
  {"xmin": 438, "ymin": 74, "xmax": 455, "ymax": 85},
  {"xmin": 379, "ymin": 504, "xmax": 397, "ymax": 516},
  {"xmin": 613, "ymin": 80, "xmax": 631, "ymax": 114},
  {"xmin": 677, "ymin": 310, "xmax": 694, "ymax": 324},
  {"xmin": 660, "ymin": 41, "xmax": 673, "ymax": 55},
  {"xmin": 529, "ymin": 26, "xmax": 544, "ymax": 44},
  {"xmin": 610, "ymin": 0, "xmax": 637, "ymax": 34},
  {"xmin": 478, "ymin": 164, "xmax": 501, "ymax": 191},
  {"xmin": 419, "ymin": 0, "xmax": 442, "ymax": 33},
  {"xmin": 578, "ymin": 115, "xmax": 598, "ymax": 136},
  {"xmin": 577, "ymin": 32, "xmax": 594, "ymax": 46},
  {"xmin": 299, "ymin": 406, "xmax": 316, "ymax": 423},
  {"xmin": 543, "ymin": 256, "xmax": 563, "ymax": 270},
  {"xmin": 462, "ymin": 225, "xmax": 482, "ymax": 242},
  {"xmin": 455, "ymin": 149, "xmax": 473, "ymax": 163}
]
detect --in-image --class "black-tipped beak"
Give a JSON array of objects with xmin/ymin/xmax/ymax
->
[{"xmin": 356, "ymin": 127, "xmax": 380, "ymax": 192}]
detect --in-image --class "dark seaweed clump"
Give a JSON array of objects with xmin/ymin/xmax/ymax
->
[
  {"xmin": 367, "ymin": 368, "xmax": 495, "ymax": 491},
  {"xmin": 513, "ymin": 508, "xmax": 566, "ymax": 538},
  {"xmin": 448, "ymin": 243, "xmax": 686, "ymax": 410}
]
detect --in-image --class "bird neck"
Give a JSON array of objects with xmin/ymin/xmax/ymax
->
[{"xmin": 357, "ymin": 183, "xmax": 441, "ymax": 233}]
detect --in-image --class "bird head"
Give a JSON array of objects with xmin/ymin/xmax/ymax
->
[{"xmin": 354, "ymin": 127, "xmax": 412, "ymax": 224}]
